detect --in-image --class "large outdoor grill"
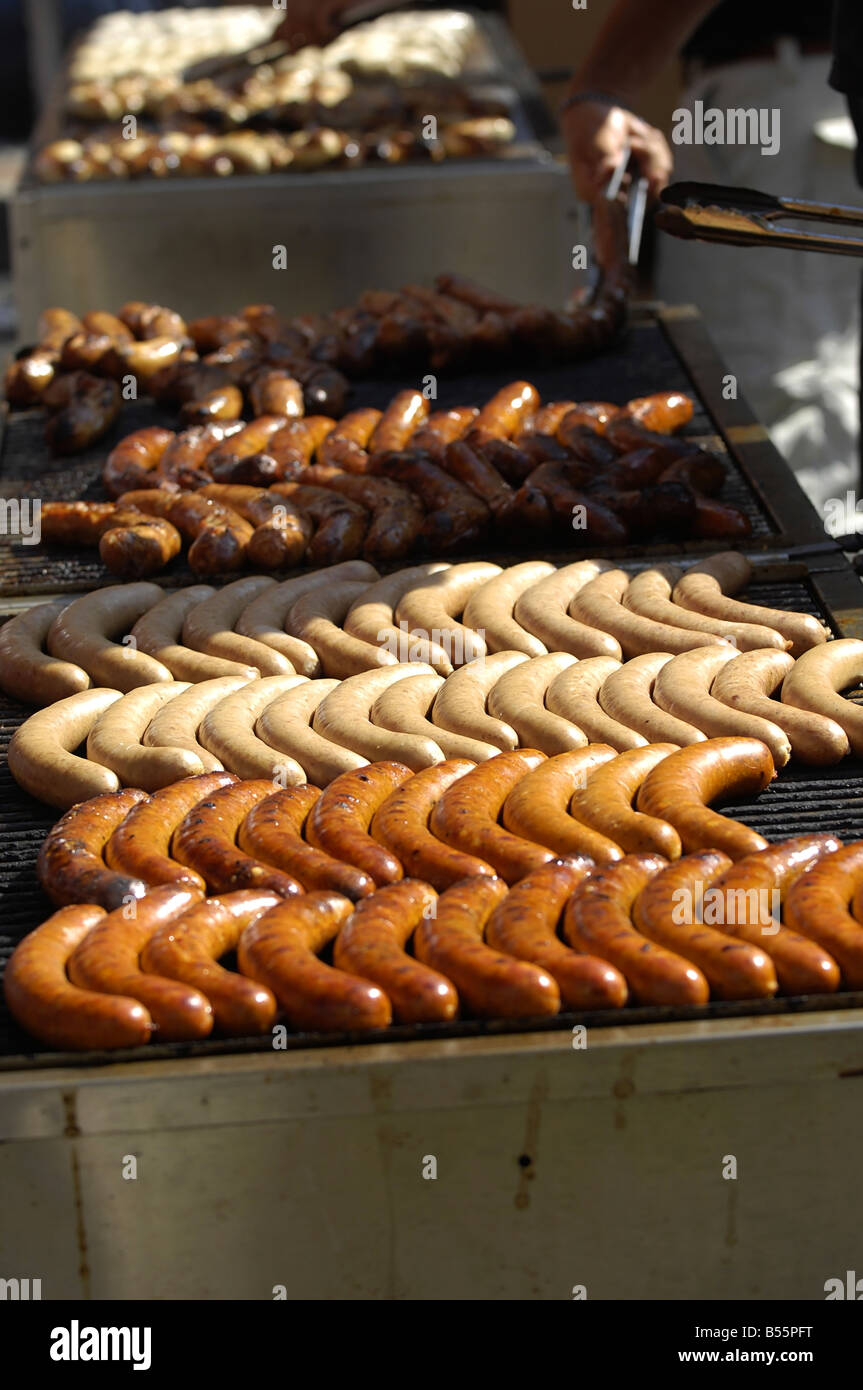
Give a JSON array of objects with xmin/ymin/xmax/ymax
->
[{"xmin": 2, "ymin": 299, "xmax": 862, "ymax": 1303}]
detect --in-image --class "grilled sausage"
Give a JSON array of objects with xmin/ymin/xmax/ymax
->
[
  {"xmin": 622, "ymin": 391, "xmax": 694, "ymax": 432},
  {"xmin": 334, "ymin": 880, "xmax": 458, "ymax": 1022},
  {"xmin": 429, "ymin": 749, "xmax": 555, "ymax": 884},
  {"xmin": 673, "ymin": 555, "xmax": 829, "ymax": 655},
  {"xmin": 312, "ymin": 662, "xmax": 444, "ymax": 770},
  {"xmin": 105, "ymin": 771, "xmax": 236, "ymax": 890},
  {"xmin": 157, "ymin": 422, "xmax": 242, "ymax": 489},
  {"xmin": 67, "ymin": 884, "xmax": 212, "ymax": 1040},
  {"xmin": 784, "ymin": 843, "xmax": 863, "ymax": 988},
  {"xmin": 118, "ymin": 488, "xmax": 254, "ymax": 575},
  {"xmin": 409, "ymin": 406, "xmax": 478, "ymax": 460},
  {"xmin": 431, "ymin": 651, "xmax": 528, "ymax": 752},
  {"xmin": 709, "ymin": 837, "xmax": 842, "ymax": 994},
  {"xmin": 130, "ymin": 585, "xmax": 260, "ymax": 682},
  {"xmin": 298, "ymin": 468, "xmax": 425, "ymax": 565},
  {"xmin": 653, "ymin": 647, "xmax": 791, "ymax": 768},
  {"xmin": 598, "ymin": 653, "xmax": 705, "ymax": 746},
  {"xmin": 44, "ymin": 373, "xmax": 122, "ymax": 455},
  {"xmin": 568, "ymin": 744, "xmax": 681, "ymax": 858},
  {"xmin": 636, "ymin": 737, "xmax": 775, "ymax": 859},
  {"xmin": 238, "ymin": 892, "xmax": 390, "ymax": 1032},
  {"xmin": 501, "ymin": 746, "xmax": 622, "ymax": 862},
  {"xmin": 368, "ymin": 390, "xmax": 430, "ymax": 454},
  {"xmin": 370, "ymin": 759, "xmax": 497, "ymax": 890},
  {"xmin": 98, "ymin": 510, "xmax": 183, "ymax": 579},
  {"xmin": 46, "ymin": 581, "xmax": 172, "ymax": 691},
  {"xmin": 103, "ymin": 426, "xmax": 176, "ymax": 497},
  {"xmin": 712, "ymin": 649, "xmax": 849, "ymax": 765},
  {"xmin": 305, "ymin": 762, "xmax": 413, "ymax": 885},
  {"xmin": 440, "ymin": 440, "xmax": 517, "ymax": 522},
  {"xmin": 372, "ymin": 453, "xmax": 489, "ymax": 551},
  {"xmin": 633, "ymin": 851, "xmax": 779, "ymax": 998},
  {"xmin": 140, "ymin": 890, "xmax": 281, "ymax": 1035},
  {"xmin": 238, "ymin": 784, "xmax": 375, "ymax": 899},
  {"xmin": 486, "ymin": 862, "xmax": 629, "ymax": 1009},
  {"xmin": 780, "ymin": 639, "xmax": 863, "ymax": 757},
  {"xmin": 270, "ymin": 482, "xmax": 369, "ymax": 567},
  {"xmin": 199, "ymin": 674, "xmax": 308, "ymax": 782},
  {"xmin": 564, "ymin": 855, "xmax": 709, "ymax": 1005},
  {"xmin": 0, "ymin": 600, "xmax": 91, "ymax": 707},
  {"xmin": 3, "ymin": 905, "xmax": 154, "ymax": 1050},
  {"xmin": 8, "ymin": 688, "xmax": 123, "ymax": 808},
  {"xmin": 414, "ymin": 874, "xmax": 559, "ymax": 1017},
  {"xmin": 513, "ymin": 561, "xmax": 622, "ymax": 659},
  {"xmin": 37, "ymin": 788, "xmax": 148, "ymax": 910},
  {"xmin": 317, "ymin": 407, "xmax": 382, "ymax": 473},
  {"xmin": 473, "ymin": 381, "xmax": 540, "ymax": 438},
  {"xmin": 173, "ymin": 779, "xmax": 303, "ymax": 896}
]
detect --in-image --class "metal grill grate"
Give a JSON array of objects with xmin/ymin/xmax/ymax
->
[{"xmin": 2, "ymin": 571, "xmax": 863, "ymax": 1069}]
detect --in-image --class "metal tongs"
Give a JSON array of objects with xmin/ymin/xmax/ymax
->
[
  {"xmin": 605, "ymin": 143, "xmax": 649, "ymax": 266},
  {"xmin": 656, "ymin": 181, "xmax": 863, "ymax": 258},
  {"xmin": 183, "ymin": 0, "xmax": 417, "ymax": 83}
]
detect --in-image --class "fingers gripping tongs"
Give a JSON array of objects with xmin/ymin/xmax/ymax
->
[{"xmin": 656, "ymin": 181, "xmax": 863, "ymax": 258}]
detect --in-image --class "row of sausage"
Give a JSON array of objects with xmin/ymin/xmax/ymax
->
[{"xmin": 7, "ymin": 743, "xmax": 863, "ymax": 1051}]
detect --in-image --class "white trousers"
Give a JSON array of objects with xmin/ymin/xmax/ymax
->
[{"xmin": 655, "ymin": 51, "xmax": 860, "ymax": 524}]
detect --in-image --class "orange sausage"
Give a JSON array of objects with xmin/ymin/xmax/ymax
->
[
  {"xmin": 334, "ymin": 880, "xmax": 458, "ymax": 1022},
  {"xmin": 238, "ymin": 892, "xmax": 391, "ymax": 1032},
  {"xmin": 784, "ymin": 843, "xmax": 863, "ymax": 987},
  {"xmin": 632, "ymin": 851, "xmax": 779, "ymax": 999},
  {"xmin": 37, "ymin": 788, "xmax": 149, "ymax": 911},
  {"xmin": 501, "ymin": 747, "xmax": 623, "ymax": 863},
  {"xmin": 710, "ymin": 837, "xmax": 842, "ymax": 994},
  {"xmin": 106, "ymin": 771, "xmax": 237, "ymax": 890},
  {"xmin": 429, "ymin": 750, "xmax": 556, "ymax": 884},
  {"xmin": 371, "ymin": 760, "xmax": 497, "ymax": 891},
  {"xmin": 140, "ymin": 890, "xmax": 281, "ymax": 1035},
  {"xmin": 414, "ymin": 875, "xmax": 560, "ymax": 1017},
  {"xmin": 173, "ymin": 780, "xmax": 303, "ymax": 897},
  {"xmin": 305, "ymin": 763, "xmax": 413, "ymax": 886},
  {"xmin": 67, "ymin": 885, "xmax": 212, "ymax": 1040},
  {"xmin": 238, "ymin": 784, "xmax": 376, "ymax": 900},
  {"xmin": 4, "ymin": 905, "xmax": 153, "ymax": 1050},
  {"xmin": 564, "ymin": 856, "xmax": 709, "ymax": 1006},
  {"xmin": 485, "ymin": 862, "xmax": 629, "ymax": 1009},
  {"xmin": 636, "ymin": 737, "xmax": 775, "ymax": 860}
]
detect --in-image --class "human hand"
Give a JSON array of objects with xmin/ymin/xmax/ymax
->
[
  {"xmin": 273, "ymin": 0, "xmax": 355, "ymax": 51},
  {"xmin": 562, "ymin": 99, "xmax": 673, "ymax": 203}
]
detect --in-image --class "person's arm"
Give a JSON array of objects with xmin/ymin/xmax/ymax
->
[{"xmin": 562, "ymin": 0, "xmax": 720, "ymax": 202}]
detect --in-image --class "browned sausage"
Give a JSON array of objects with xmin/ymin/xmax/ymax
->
[
  {"xmin": 98, "ymin": 509, "xmax": 183, "ymax": 578},
  {"xmin": 43, "ymin": 373, "xmax": 121, "ymax": 455},
  {"xmin": 440, "ymin": 440, "xmax": 517, "ymax": 523},
  {"xmin": 157, "ymin": 421, "xmax": 243, "ymax": 489},
  {"xmin": 563, "ymin": 856, "xmax": 710, "ymax": 1005},
  {"xmin": 632, "ymin": 851, "xmax": 779, "ymax": 998},
  {"xmin": 238, "ymin": 892, "xmax": 391, "ymax": 1032},
  {"xmin": 140, "ymin": 890, "xmax": 281, "ymax": 1035},
  {"xmin": 37, "ymin": 788, "xmax": 149, "ymax": 911},
  {"xmin": 306, "ymin": 762, "xmax": 413, "ymax": 885},
  {"xmin": 173, "ymin": 779, "xmax": 304, "ymax": 897},
  {"xmin": 368, "ymin": 390, "xmax": 430, "ymax": 454},
  {"xmin": 297, "ymin": 467, "xmax": 425, "ymax": 564},
  {"xmin": 238, "ymin": 783, "xmax": 375, "ymax": 900},
  {"xmin": 334, "ymin": 880, "xmax": 458, "ymax": 1022},
  {"xmin": 270, "ymin": 482, "xmax": 368, "ymax": 566},
  {"xmin": 103, "ymin": 426, "xmax": 176, "ymax": 497},
  {"xmin": 179, "ymin": 384, "xmax": 244, "ymax": 426},
  {"xmin": 429, "ymin": 750, "xmax": 557, "ymax": 884},
  {"xmin": 414, "ymin": 874, "xmax": 560, "ymax": 1017},
  {"xmin": 248, "ymin": 370, "xmax": 304, "ymax": 420},
  {"xmin": 371, "ymin": 759, "xmax": 496, "ymax": 891},
  {"xmin": 622, "ymin": 392, "xmax": 694, "ymax": 433},
  {"xmin": 709, "ymin": 837, "xmax": 842, "ymax": 994},
  {"xmin": 485, "ymin": 861, "xmax": 629, "ymax": 1009},
  {"xmin": 636, "ymin": 737, "xmax": 775, "ymax": 860},
  {"xmin": 409, "ymin": 407, "xmax": 479, "ymax": 461},
  {"xmin": 472, "ymin": 381, "xmax": 540, "ymax": 439},
  {"xmin": 317, "ymin": 408, "xmax": 382, "ymax": 473},
  {"xmin": 784, "ymin": 843, "xmax": 863, "ymax": 987},
  {"xmin": 67, "ymin": 884, "xmax": 212, "ymax": 1040},
  {"xmin": 3, "ymin": 904, "xmax": 154, "ymax": 1050},
  {"xmin": 105, "ymin": 771, "xmax": 237, "ymax": 890}
]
